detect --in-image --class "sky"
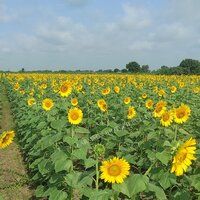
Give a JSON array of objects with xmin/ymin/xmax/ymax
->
[{"xmin": 0, "ymin": 0, "xmax": 200, "ymax": 71}]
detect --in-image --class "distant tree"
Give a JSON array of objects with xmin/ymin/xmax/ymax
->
[
  {"xmin": 121, "ymin": 69, "xmax": 128, "ymax": 73},
  {"xmin": 179, "ymin": 59, "xmax": 200, "ymax": 74},
  {"xmin": 126, "ymin": 61, "xmax": 141, "ymax": 73},
  {"xmin": 141, "ymin": 65, "xmax": 149, "ymax": 73},
  {"xmin": 114, "ymin": 68, "xmax": 120, "ymax": 73},
  {"xmin": 21, "ymin": 68, "xmax": 25, "ymax": 72}
]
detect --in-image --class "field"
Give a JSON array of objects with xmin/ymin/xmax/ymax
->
[{"xmin": 0, "ymin": 73, "xmax": 199, "ymax": 200}]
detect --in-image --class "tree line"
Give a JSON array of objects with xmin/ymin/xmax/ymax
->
[{"xmin": 1, "ymin": 58, "xmax": 200, "ymax": 75}]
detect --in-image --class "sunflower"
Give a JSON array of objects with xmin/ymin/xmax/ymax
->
[
  {"xmin": 124, "ymin": 97, "xmax": 131, "ymax": 105},
  {"xmin": 114, "ymin": 86, "xmax": 120, "ymax": 94},
  {"xmin": 174, "ymin": 104, "xmax": 191, "ymax": 124},
  {"xmin": 158, "ymin": 89, "xmax": 166, "ymax": 97},
  {"xmin": 68, "ymin": 107, "xmax": 83, "ymax": 125},
  {"xmin": 142, "ymin": 93, "xmax": 147, "ymax": 99},
  {"xmin": 59, "ymin": 82, "xmax": 72, "ymax": 97},
  {"xmin": 171, "ymin": 138, "xmax": 196, "ymax": 176},
  {"xmin": 153, "ymin": 101, "xmax": 167, "ymax": 118},
  {"xmin": 71, "ymin": 98, "xmax": 78, "ymax": 106},
  {"xmin": 100, "ymin": 157, "xmax": 130, "ymax": 184},
  {"xmin": 97, "ymin": 99, "xmax": 107, "ymax": 112},
  {"xmin": 127, "ymin": 106, "xmax": 136, "ymax": 120},
  {"xmin": 102, "ymin": 88, "xmax": 110, "ymax": 95},
  {"xmin": 160, "ymin": 110, "xmax": 173, "ymax": 127},
  {"xmin": 0, "ymin": 131, "xmax": 15, "ymax": 149},
  {"xmin": 27, "ymin": 98, "xmax": 36, "ymax": 107},
  {"xmin": 42, "ymin": 98, "xmax": 54, "ymax": 111},
  {"xmin": 145, "ymin": 99, "xmax": 154, "ymax": 109},
  {"xmin": 171, "ymin": 86, "xmax": 177, "ymax": 93}
]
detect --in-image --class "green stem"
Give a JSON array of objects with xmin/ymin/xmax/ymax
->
[
  {"xmin": 95, "ymin": 160, "xmax": 99, "ymax": 191},
  {"xmin": 144, "ymin": 161, "xmax": 156, "ymax": 176},
  {"xmin": 174, "ymin": 124, "xmax": 178, "ymax": 142}
]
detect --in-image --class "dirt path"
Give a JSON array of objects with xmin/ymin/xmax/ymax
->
[{"xmin": 0, "ymin": 85, "xmax": 33, "ymax": 200}]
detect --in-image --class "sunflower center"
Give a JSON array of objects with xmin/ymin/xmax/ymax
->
[
  {"xmin": 2, "ymin": 134, "xmax": 10, "ymax": 144},
  {"xmin": 71, "ymin": 112, "xmax": 79, "ymax": 120},
  {"xmin": 156, "ymin": 106, "xmax": 163, "ymax": 113},
  {"xmin": 177, "ymin": 110, "xmax": 185, "ymax": 118},
  {"xmin": 61, "ymin": 85, "xmax": 68, "ymax": 93},
  {"xmin": 108, "ymin": 164, "xmax": 121, "ymax": 176},
  {"xmin": 163, "ymin": 113, "xmax": 170, "ymax": 121},
  {"xmin": 45, "ymin": 101, "xmax": 52, "ymax": 108},
  {"xmin": 177, "ymin": 151, "xmax": 187, "ymax": 163}
]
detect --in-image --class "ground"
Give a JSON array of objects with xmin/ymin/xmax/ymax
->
[{"xmin": 0, "ymin": 85, "xmax": 33, "ymax": 200}]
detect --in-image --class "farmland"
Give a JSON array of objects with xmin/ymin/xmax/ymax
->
[{"xmin": 0, "ymin": 73, "xmax": 199, "ymax": 200}]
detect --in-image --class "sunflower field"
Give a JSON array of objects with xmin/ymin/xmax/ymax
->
[{"xmin": 0, "ymin": 73, "xmax": 200, "ymax": 200}]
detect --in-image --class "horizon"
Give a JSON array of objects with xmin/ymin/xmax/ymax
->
[{"xmin": 0, "ymin": 0, "xmax": 200, "ymax": 71}]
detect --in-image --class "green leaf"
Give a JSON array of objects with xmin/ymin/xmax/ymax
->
[
  {"xmin": 115, "ymin": 130, "xmax": 129, "ymax": 137},
  {"xmin": 38, "ymin": 159, "xmax": 50, "ymax": 175},
  {"xmin": 156, "ymin": 151, "xmax": 171, "ymax": 166},
  {"xmin": 49, "ymin": 188, "xmax": 68, "ymax": 200},
  {"xmin": 72, "ymin": 147, "xmax": 88, "ymax": 160},
  {"xmin": 51, "ymin": 118, "xmax": 66, "ymax": 132},
  {"xmin": 159, "ymin": 172, "xmax": 176, "ymax": 189},
  {"xmin": 113, "ymin": 174, "xmax": 149, "ymax": 198},
  {"xmin": 190, "ymin": 174, "xmax": 200, "ymax": 191},
  {"xmin": 35, "ymin": 185, "xmax": 46, "ymax": 198},
  {"xmin": 51, "ymin": 150, "xmax": 72, "ymax": 172},
  {"xmin": 148, "ymin": 183, "xmax": 167, "ymax": 200},
  {"xmin": 63, "ymin": 135, "xmax": 78, "ymax": 146},
  {"xmin": 84, "ymin": 158, "xmax": 96, "ymax": 169}
]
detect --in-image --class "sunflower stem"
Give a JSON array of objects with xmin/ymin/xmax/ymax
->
[
  {"xmin": 95, "ymin": 159, "xmax": 99, "ymax": 191},
  {"xmin": 174, "ymin": 124, "xmax": 178, "ymax": 142},
  {"xmin": 144, "ymin": 161, "xmax": 156, "ymax": 176}
]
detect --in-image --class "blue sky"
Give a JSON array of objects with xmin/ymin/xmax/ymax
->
[{"xmin": 0, "ymin": 0, "xmax": 200, "ymax": 71}]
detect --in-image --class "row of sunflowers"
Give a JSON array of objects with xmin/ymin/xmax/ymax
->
[{"xmin": 1, "ymin": 73, "xmax": 199, "ymax": 199}]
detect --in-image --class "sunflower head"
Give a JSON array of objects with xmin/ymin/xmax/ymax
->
[
  {"xmin": 42, "ymin": 98, "xmax": 54, "ymax": 111},
  {"xmin": 124, "ymin": 97, "xmax": 131, "ymax": 105},
  {"xmin": 174, "ymin": 104, "xmax": 191, "ymax": 124},
  {"xmin": 97, "ymin": 99, "xmax": 107, "ymax": 112},
  {"xmin": 68, "ymin": 107, "xmax": 83, "ymax": 125},
  {"xmin": 71, "ymin": 98, "xmax": 78, "ymax": 106},
  {"xmin": 27, "ymin": 98, "xmax": 36, "ymax": 107},
  {"xmin": 100, "ymin": 157, "xmax": 130, "ymax": 184},
  {"xmin": 153, "ymin": 101, "xmax": 167, "ymax": 118},
  {"xmin": 160, "ymin": 110, "xmax": 173, "ymax": 127},
  {"xmin": 145, "ymin": 99, "xmax": 154, "ymax": 109},
  {"xmin": 0, "ymin": 131, "xmax": 15, "ymax": 149},
  {"xmin": 127, "ymin": 106, "xmax": 136, "ymax": 120},
  {"xmin": 114, "ymin": 86, "xmax": 120, "ymax": 94},
  {"xmin": 171, "ymin": 138, "xmax": 196, "ymax": 176},
  {"xmin": 59, "ymin": 82, "xmax": 72, "ymax": 97}
]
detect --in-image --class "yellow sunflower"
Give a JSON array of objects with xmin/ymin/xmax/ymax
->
[
  {"xmin": 153, "ymin": 101, "xmax": 167, "ymax": 118},
  {"xmin": 124, "ymin": 97, "xmax": 131, "ymax": 105},
  {"xmin": 42, "ymin": 98, "xmax": 54, "ymax": 111},
  {"xmin": 145, "ymin": 99, "xmax": 154, "ymax": 109},
  {"xmin": 158, "ymin": 89, "xmax": 166, "ymax": 97},
  {"xmin": 97, "ymin": 99, "xmax": 107, "ymax": 112},
  {"xmin": 102, "ymin": 88, "xmax": 110, "ymax": 95},
  {"xmin": 142, "ymin": 93, "xmax": 147, "ymax": 99},
  {"xmin": 127, "ymin": 106, "xmax": 136, "ymax": 120},
  {"xmin": 71, "ymin": 98, "xmax": 78, "ymax": 106},
  {"xmin": 114, "ymin": 86, "xmax": 120, "ymax": 94},
  {"xmin": 100, "ymin": 157, "xmax": 130, "ymax": 184},
  {"xmin": 174, "ymin": 104, "xmax": 191, "ymax": 124},
  {"xmin": 0, "ymin": 131, "xmax": 15, "ymax": 149},
  {"xmin": 27, "ymin": 98, "xmax": 36, "ymax": 107},
  {"xmin": 68, "ymin": 107, "xmax": 83, "ymax": 125},
  {"xmin": 171, "ymin": 138, "xmax": 196, "ymax": 176},
  {"xmin": 170, "ymin": 86, "xmax": 177, "ymax": 93},
  {"xmin": 160, "ymin": 110, "xmax": 173, "ymax": 127},
  {"xmin": 59, "ymin": 82, "xmax": 72, "ymax": 97}
]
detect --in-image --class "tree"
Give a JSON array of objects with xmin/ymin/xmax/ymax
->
[
  {"xmin": 179, "ymin": 59, "xmax": 200, "ymax": 74},
  {"xmin": 141, "ymin": 65, "xmax": 149, "ymax": 73},
  {"xmin": 121, "ymin": 69, "xmax": 128, "ymax": 73},
  {"xmin": 114, "ymin": 68, "xmax": 120, "ymax": 73},
  {"xmin": 126, "ymin": 61, "xmax": 141, "ymax": 73}
]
